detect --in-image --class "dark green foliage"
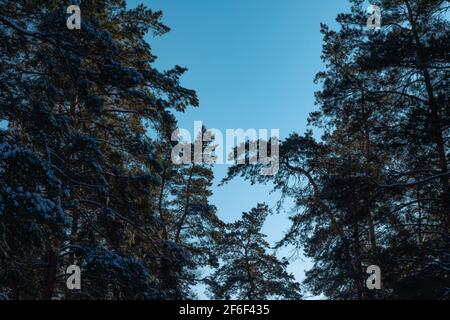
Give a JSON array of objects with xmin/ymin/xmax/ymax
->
[
  {"xmin": 1, "ymin": 0, "xmax": 447, "ymax": 301},
  {"xmin": 0, "ymin": 0, "xmax": 217, "ymax": 300},
  {"xmin": 223, "ymin": 0, "xmax": 449, "ymax": 300},
  {"xmin": 207, "ymin": 204, "xmax": 302, "ymax": 300}
]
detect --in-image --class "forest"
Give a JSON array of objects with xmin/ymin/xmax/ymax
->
[{"xmin": 0, "ymin": 0, "xmax": 448, "ymax": 300}]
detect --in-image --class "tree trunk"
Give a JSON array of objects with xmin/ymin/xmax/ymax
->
[
  {"xmin": 175, "ymin": 168, "xmax": 194, "ymax": 244},
  {"xmin": 405, "ymin": 0, "xmax": 449, "ymax": 194},
  {"xmin": 42, "ymin": 248, "xmax": 58, "ymax": 300},
  {"xmin": 158, "ymin": 166, "xmax": 169, "ymax": 240},
  {"xmin": 361, "ymin": 90, "xmax": 379, "ymax": 259},
  {"xmin": 353, "ymin": 222, "xmax": 365, "ymax": 300}
]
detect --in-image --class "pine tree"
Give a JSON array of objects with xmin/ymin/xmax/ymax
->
[
  {"xmin": 222, "ymin": 0, "xmax": 449, "ymax": 299},
  {"xmin": 207, "ymin": 204, "xmax": 302, "ymax": 300},
  {"xmin": 0, "ymin": 0, "xmax": 202, "ymax": 299},
  {"xmin": 153, "ymin": 129, "xmax": 223, "ymax": 298}
]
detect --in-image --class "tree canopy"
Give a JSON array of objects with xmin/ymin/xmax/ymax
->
[{"xmin": 0, "ymin": 0, "xmax": 448, "ymax": 300}]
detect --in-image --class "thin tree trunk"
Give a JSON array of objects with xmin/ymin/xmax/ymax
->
[
  {"xmin": 244, "ymin": 245, "xmax": 256, "ymax": 300},
  {"xmin": 405, "ymin": 0, "xmax": 449, "ymax": 193},
  {"xmin": 158, "ymin": 166, "xmax": 169, "ymax": 240},
  {"xmin": 353, "ymin": 222, "xmax": 365, "ymax": 300},
  {"xmin": 175, "ymin": 168, "xmax": 194, "ymax": 244},
  {"xmin": 43, "ymin": 248, "xmax": 58, "ymax": 300},
  {"xmin": 361, "ymin": 90, "xmax": 379, "ymax": 259}
]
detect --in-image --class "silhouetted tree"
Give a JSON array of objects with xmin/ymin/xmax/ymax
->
[
  {"xmin": 0, "ymin": 0, "xmax": 210, "ymax": 299},
  {"xmin": 207, "ymin": 204, "xmax": 302, "ymax": 300},
  {"xmin": 223, "ymin": 0, "xmax": 449, "ymax": 299}
]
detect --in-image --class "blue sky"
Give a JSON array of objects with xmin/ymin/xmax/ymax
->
[{"xmin": 127, "ymin": 0, "xmax": 350, "ymax": 298}]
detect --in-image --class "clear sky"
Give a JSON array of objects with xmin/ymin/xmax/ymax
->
[{"xmin": 127, "ymin": 0, "xmax": 351, "ymax": 298}]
